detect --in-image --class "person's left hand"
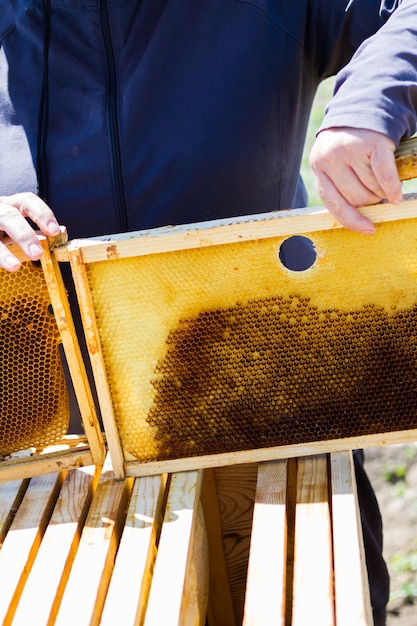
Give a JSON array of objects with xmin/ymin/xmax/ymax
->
[{"xmin": 309, "ymin": 127, "xmax": 402, "ymax": 234}]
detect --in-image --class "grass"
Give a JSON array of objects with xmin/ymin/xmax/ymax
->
[{"xmin": 301, "ymin": 77, "xmax": 335, "ymax": 206}]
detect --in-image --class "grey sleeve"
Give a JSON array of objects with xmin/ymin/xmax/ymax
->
[{"xmin": 319, "ymin": 0, "xmax": 417, "ymax": 145}]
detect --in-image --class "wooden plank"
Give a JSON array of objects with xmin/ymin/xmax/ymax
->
[
  {"xmin": 0, "ymin": 447, "xmax": 94, "ymax": 484},
  {"xmin": 68, "ymin": 249, "xmax": 126, "ymax": 479},
  {"xmin": 201, "ymin": 469, "xmax": 237, "ymax": 626},
  {"xmin": 144, "ymin": 470, "xmax": 208, "ymax": 626},
  {"xmin": 242, "ymin": 460, "xmax": 288, "ymax": 626},
  {"xmin": 0, "ymin": 472, "xmax": 63, "ymax": 625},
  {"xmin": 120, "ymin": 427, "xmax": 417, "ymax": 477},
  {"xmin": 11, "ymin": 466, "xmax": 99, "ymax": 626},
  {"xmin": 54, "ymin": 457, "xmax": 133, "ymax": 626},
  {"xmin": 100, "ymin": 474, "xmax": 168, "ymax": 626},
  {"xmin": 330, "ymin": 451, "xmax": 373, "ymax": 626},
  {"xmin": 214, "ymin": 464, "xmax": 258, "ymax": 625},
  {"xmin": 291, "ymin": 455, "xmax": 334, "ymax": 626},
  {"xmin": 40, "ymin": 243, "xmax": 106, "ymax": 466},
  {"xmin": 0, "ymin": 479, "xmax": 27, "ymax": 544},
  {"xmin": 55, "ymin": 195, "xmax": 417, "ymax": 264}
]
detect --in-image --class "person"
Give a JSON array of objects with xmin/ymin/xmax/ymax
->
[{"xmin": 1, "ymin": 2, "xmax": 416, "ymax": 623}]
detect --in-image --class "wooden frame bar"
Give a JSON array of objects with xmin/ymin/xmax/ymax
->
[{"xmin": 0, "ymin": 232, "xmax": 105, "ymax": 482}]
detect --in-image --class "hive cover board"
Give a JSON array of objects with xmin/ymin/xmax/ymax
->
[{"xmin": 62, "ymin": 201, "xmax": 417, "ymax": 476}]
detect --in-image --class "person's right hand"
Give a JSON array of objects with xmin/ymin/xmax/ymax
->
[
  {"xmin": 310, "ymin": 127, "xmax": 402, "ymax": 234},
  {"xmin": 0, "ymin": 192, "xmax": 61, "ymax": 271}
]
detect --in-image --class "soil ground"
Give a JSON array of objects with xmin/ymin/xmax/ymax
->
[{"xmin": 365, "ymin": 443, "xmax": 417, "ymax": 625}]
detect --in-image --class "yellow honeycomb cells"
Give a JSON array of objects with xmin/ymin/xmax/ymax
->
[
  {"xmin": 0, "ymin": 263, "xmax": 69, "ymax": 456},
  {"xmin": 84, "ymin": 217, "xmax": 417, "ymax": 463}
]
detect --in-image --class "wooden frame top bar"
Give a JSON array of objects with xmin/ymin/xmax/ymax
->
[{"xmin": 53, "ymin": 195, "xmax": 417, "ymax": 264}]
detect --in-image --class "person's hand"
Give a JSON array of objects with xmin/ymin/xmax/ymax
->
[
  {"xmin": 0, "ymin": 192, "xmax": 61, "ymax": 271},
  {"xmin": 310, "ymin": 127, "xmax": 402, "ymax": 234}
]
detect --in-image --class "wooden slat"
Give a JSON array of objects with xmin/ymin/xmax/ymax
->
[
  {"xmin": 201, "ymin": 469, "xmax": 237, "ymax": 626},
  {"xmin": 330, "ymin": 451, "xmax": 373, "ymax": 626},
  {"xmin": 214, "ymin": 464, "xmax": 258, "ymax": 625},
  {"xmin": 40, "ymin": 243, "xmax": 106, "ymax": 467},
  {"xmin": 54, "ymin": 457, "xmax": 133, "ymax": 626},
  {"xmin": 0, "ymin": 447, "xmax": 94, "ymax": 484},
  {"xmin": 242, "ymin": 460, "xmax": 288, "ymax": 626},
  {"xmin": 291, "ymin": 455, "xmax": 334, "ymax": 626},
  {"xmin": 68, "ymin": 248, "xmax": 126, "ymax": 479},
  {"xmin": 56, "ymin": 196, "xmax": 417, "ymax": 264},
  {"xmin": 120, "ymin": 427, "xmax": 417, "ymax": 477},
  {"xmin": 100, "ymin": 474, "xmax": 168, "ymax": 626},
  {"xmin": 0, "ymin": 479, "xmax": 27, "ymax": 543},
  {"xmin": 144, "ymin": 470, "xmax": 208, "ymax": 626},
  {"xmin": 11, "ymin": 466, "xmax": 99, "ymax": 626},
  {"xmin": 0, "ymin": 472, "xmax": 63, "ymax": 625}
]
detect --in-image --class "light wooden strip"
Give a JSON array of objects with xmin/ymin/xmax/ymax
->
[
  {"xmin": 291, "ymin": 455, "xmax": 334, "ymax": 626},
  {"xmin": 54, "ymin": 457, "xmax": 133, "ymax": 626},
  {"xmin": 213, "ymin": 464, "xmax": 258, "ymax": 624},
  {"xmin": 201, "ymin": 469, "xmax": 237, "ymax": 626},
  {"xmin": 100, "ymin": 474, "xmax": 168, "ymax": 626},
  {"xmin": 330, "ymin": 451, "xmax": 373, "ymax": 626},
  {"xmin": 0, "ymin": 472, "xmax": 63, "ymax": 625},
  {"xmin": 121, "ymin": 427, "xmax": 417, "ymax": 477},
  {"xmin": 51, "ymin": 136, "xmax": 415, "ymax": 263},
  {"xmin": 55, "ymin": 195, "xmax": 417, "ymax": 263},
  {"xmin": 0, "ymin": 479, "xmax": 27, "ymax": 544},
  {"xmin": 11, "ymin": 466, "xmax": 99, "ymax": 626},
  {"xmin": 242, "ymin": 460, "xmax": 288, "ymax": 626},
  {"xmin": 68, "ymin": 249, "xmax": 126, "ymax": 479},
  {"xmin": 40, "ymin": 243, "xmax": 106, "ymax": 466},
  {"xmin": 144, "ymin": 470, "xmax": 207, "ymax": 626},
  {"xmin": 0, "ymin": 448, "xmax": 94, "ymax": 484}
]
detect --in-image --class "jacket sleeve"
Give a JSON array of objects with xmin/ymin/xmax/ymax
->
[
  {"xmin": 305, "ymin": 0, "xmax": 402, "ymax": 80},
  {"xmin": 318, "ymin": 0, "xmax": 417, "ymax": 144}
]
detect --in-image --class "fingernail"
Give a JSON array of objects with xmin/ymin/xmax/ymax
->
[
  {"xmin": 29, "ymin": 243, "xmax": 43, "ymax": 257},
  {"xmin": 4, "ymin": 255, "xmax": 20, "ymax": 270},
  {"xmin": 47, "ymin": 221, "xmax": 60, "ymax": 235}
]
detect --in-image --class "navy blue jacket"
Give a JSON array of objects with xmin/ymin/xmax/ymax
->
[{"xmin": 0, "ymin": 0, "xmax": 411, "ymax": 239}]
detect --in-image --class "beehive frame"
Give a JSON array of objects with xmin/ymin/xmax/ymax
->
[
  {"xmin": 0, "ymin": 231, "xmax": 105, "ymax": 482},
  {"xmin": 54, "ymin": 194, "xmax": 417, "ymax": 479}
]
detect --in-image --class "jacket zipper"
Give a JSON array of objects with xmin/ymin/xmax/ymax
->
[{"xmin": 99, "ymin": 0, "xmax": 129, "ymax": 232}]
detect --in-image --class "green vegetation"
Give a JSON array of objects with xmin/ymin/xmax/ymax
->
[{"xmin": 301, "ymin": 78, "xmax": 335, "ymax": 206}]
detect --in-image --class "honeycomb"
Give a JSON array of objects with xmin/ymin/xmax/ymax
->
[
  {"xmin": 0, "ymin": 262, "xmax": 69, "ymax": 456},
  {"xmin": 82, "ymin": 217, "xmax": 417, "ymax": 463}
]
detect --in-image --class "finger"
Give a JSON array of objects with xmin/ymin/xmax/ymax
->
[
  {"xmin": 320, "ymin": 163, "xmax": 383, "ymax": 207},
  {"xmin": 370, "ymin": 144, "xmax": 403, "ymax": 205},
  {"xmin": 0, "ymin": 192, "xmax": 61, "ymax": 236},
  {"xmin": 0, "ymin": 239, "xmax": 24, "ymax": 272},
  {"xmin": 0, "ymin": 201, "xmax": 44, "ymax": 265},
  {"xmin": 315, "ymin": 171, "xmax": 376, "ymax": 234},
  {"xmin": 347, "ymin": 160, "xmax": 387, "ymax": 200}
]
